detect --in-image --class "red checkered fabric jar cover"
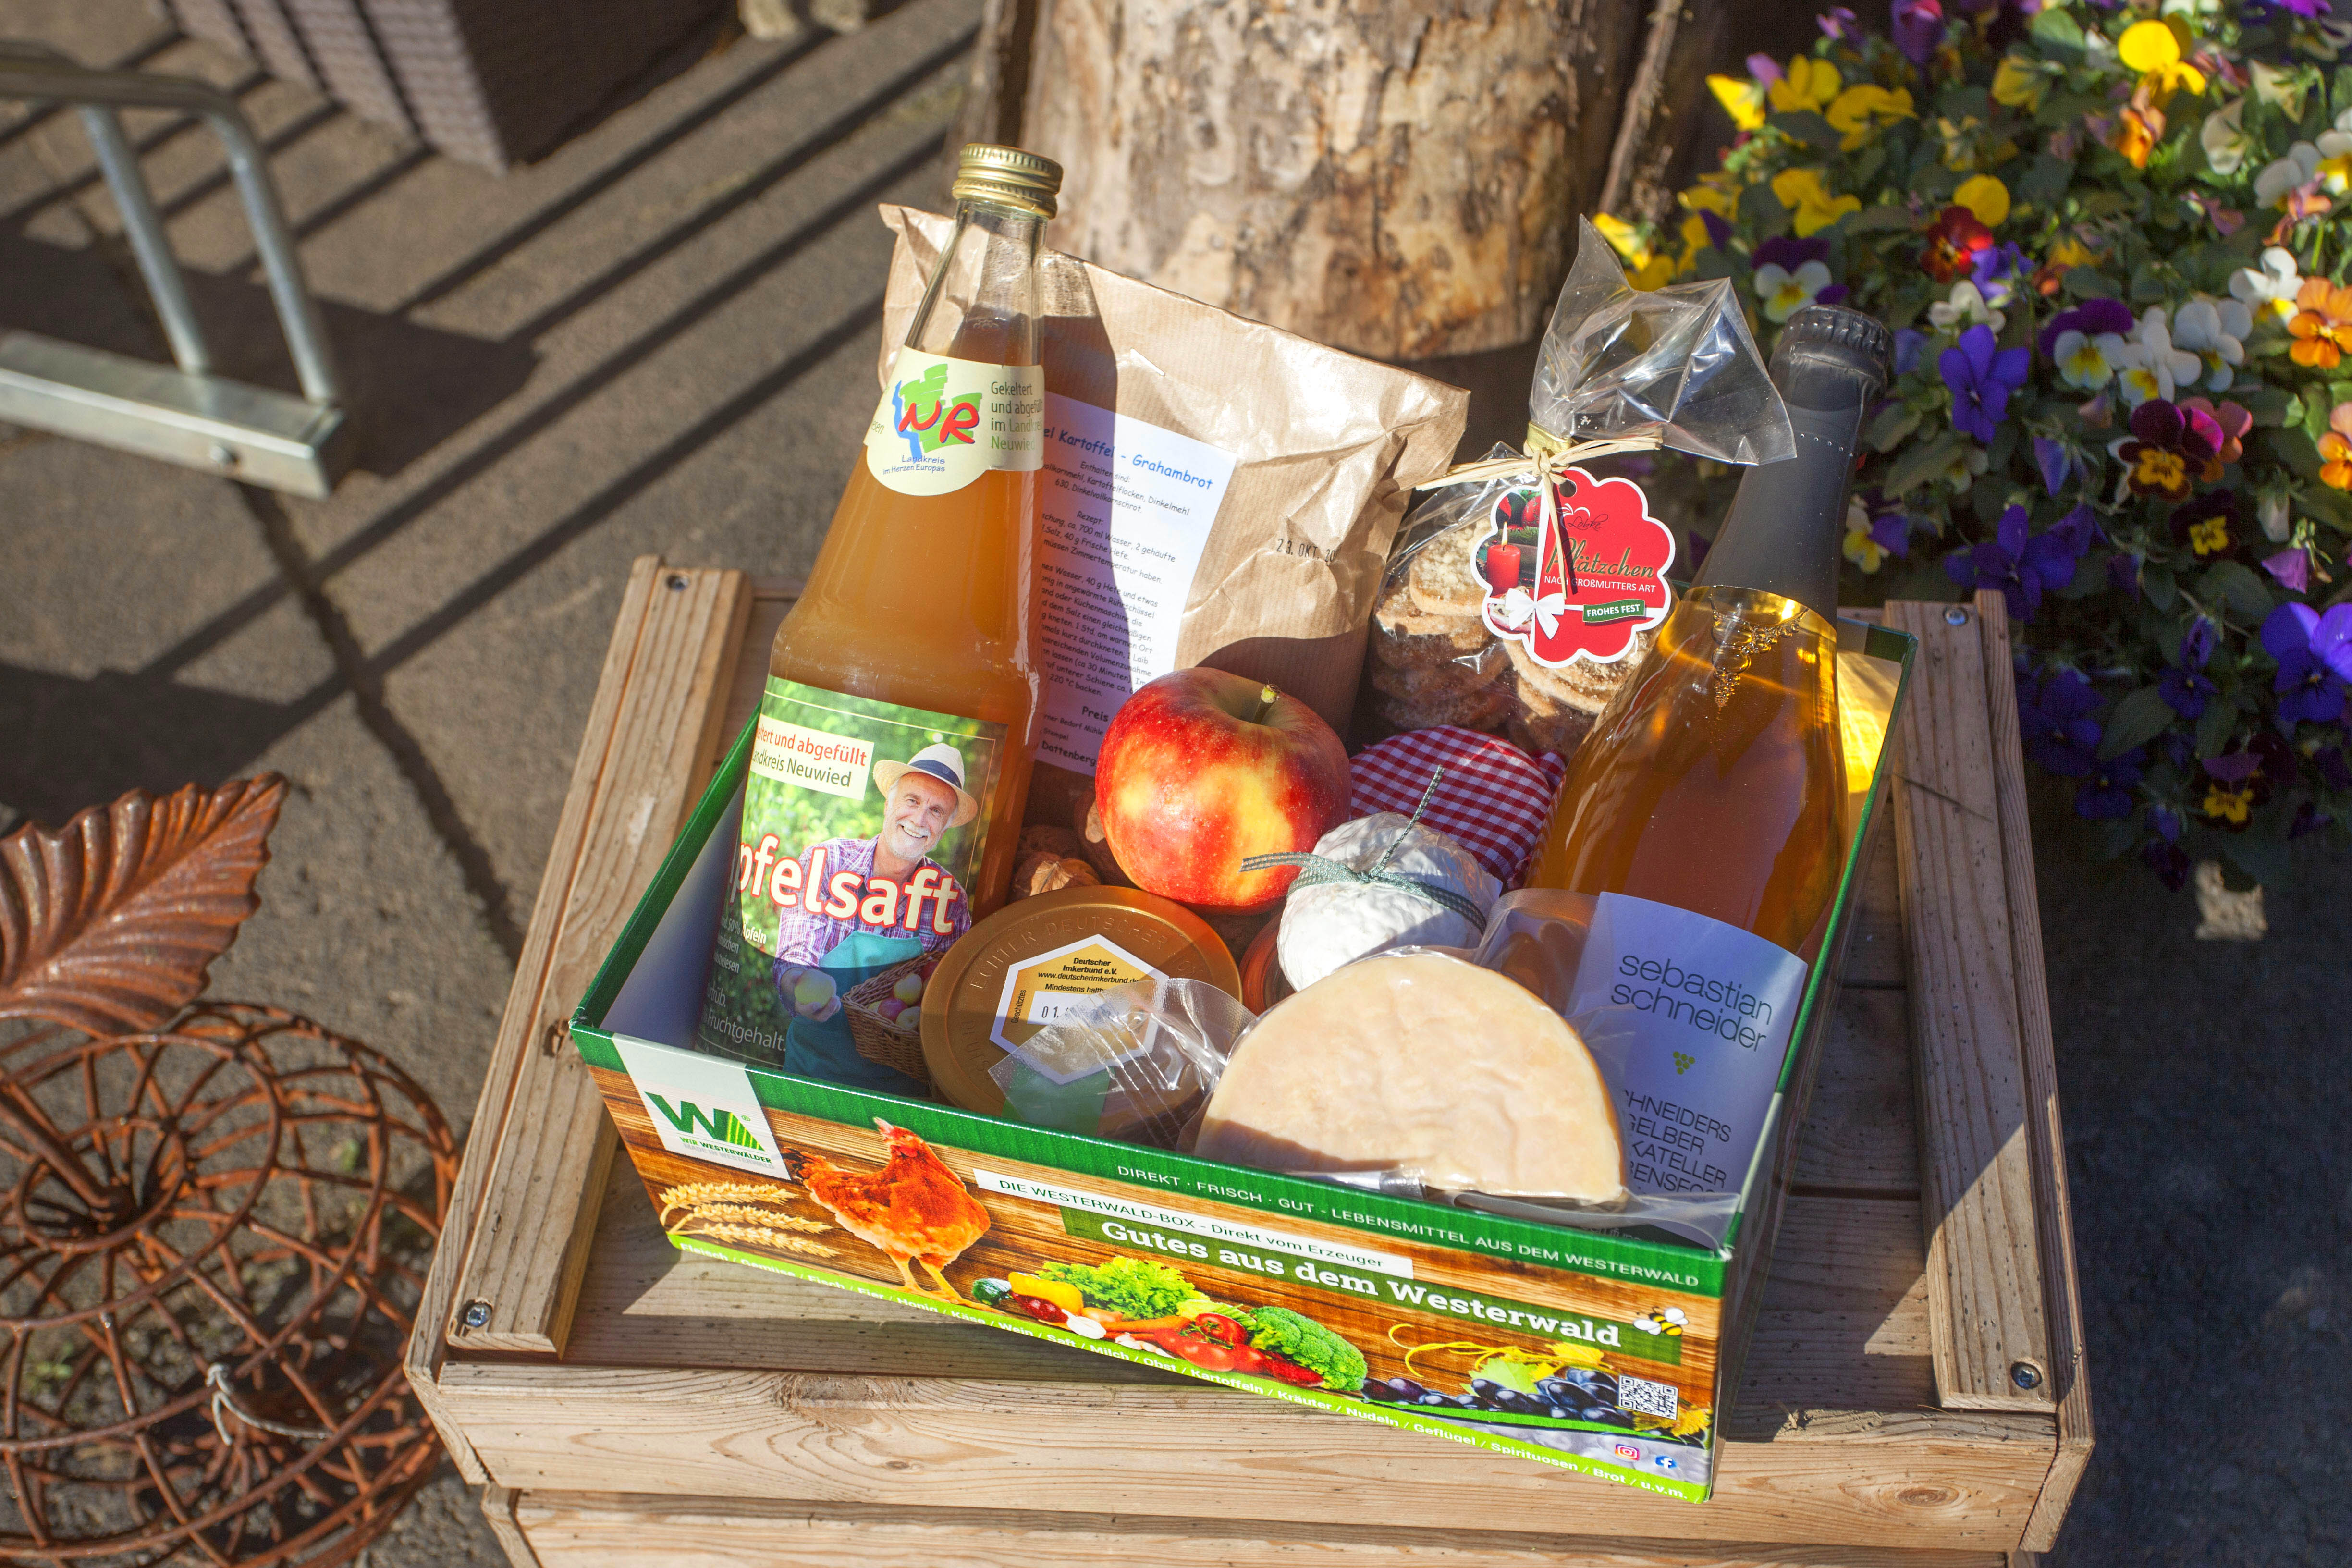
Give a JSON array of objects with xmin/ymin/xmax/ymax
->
[{"xmin": 1347, "ymin": 727, "xmax": 1568, "ymax": 889}]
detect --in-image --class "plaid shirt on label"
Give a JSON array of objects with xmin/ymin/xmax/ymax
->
[
  {"xmin": 1348, "ymin": 727, "xmax": 1568, "ymax": 888},
  {"xmin": 771, "ymin": 835, "xmax": 970, "ymax": 969}
]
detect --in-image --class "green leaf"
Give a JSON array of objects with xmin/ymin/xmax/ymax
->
[
  {"xmin": 1866, "ymin": 403, "xmax": 1923, "ymax": 452},
  {"xmin": 2194, "ymin": 692, "xmax": 2242, "ymax": 758},
  {"xmin": 2221, "ymin": 831, "xmax": 2291, "ymax": 889},
  {"xmin": 1886, "ymin": 434, "xmax": 1964, "ymax": 498},
  {"xmin": 2266, "ymin": 426, "xmax": 2324, "ymax": 480},
  {"xmin": 2202, "ymin": 559, "xmax": 2275, "ymax": 622},
  {"xmin": 1852, "ymin": 145, "xmax": 1888, "ymax": 192},
  {"xmin": 2301, "ymin": 485, "xmax": 2352, "ymax": 531},
  {"xmin": 1740, "ymin": 178, "xmax": 1791, "ymax": 233},
  {"xmin": 2234, "ymin": 381, "xmax": 2295, "ymax": 427},
  {"xmin": 2014, "ymin": 154, "xmax": 2073, "ymax": 214},
  {"xmin": 1986, "ymin": 420, "xmax": 2020, "ymax": 476},
  {"xmin": 2031, "ymin": 6, "xmax": 2086, "ymax": 60},
  {"xmin": 2093, "ymin": 816, "xmax": 2143, "ymax": 861},
  {"xmin": 2063, "ymin": 267, "xmax": 2120, "ymax": 300},
  {"xmin": 2101, "ymin": 685, "xmax": 2177, "ymax": 760},
  {"xmin": 1768, "ymin": 110, "xmax": 1842, "ymax": 152},
  {"xmin": 1845, "ymin": 204, "xmax": 1917, "ymax": 234},
  {"xmin": 2144, "ymin": 563, "xmax": 2178, "ymax": 610}
]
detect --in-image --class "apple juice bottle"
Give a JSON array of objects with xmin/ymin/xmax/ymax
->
[
  {"xmin": 1527, "ymin": 304, "xmax": 1889, "ymax": 1195},
  {"xmin": 697, "ymin": 145, "xmax": 1058, "ymax": 1092}
]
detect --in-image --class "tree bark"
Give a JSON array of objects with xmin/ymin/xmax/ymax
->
[{"xmin": 1018, "ymin": 0, "xmax": 1658, "ymax": 359}]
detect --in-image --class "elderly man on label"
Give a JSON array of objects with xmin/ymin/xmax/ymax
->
[{"xmin": 772, "ymin": 743, "xmax": 977, "ymax": 1091}]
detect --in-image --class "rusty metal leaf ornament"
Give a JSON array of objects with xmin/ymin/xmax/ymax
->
[{"xmin": 0, "ymin": 776, "xmax": 286, "ymax": 1035}]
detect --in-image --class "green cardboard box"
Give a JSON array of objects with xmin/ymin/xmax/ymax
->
[{"xmin": 570, "ymin": 622, "xmax": 1914, "ymax": 1503}]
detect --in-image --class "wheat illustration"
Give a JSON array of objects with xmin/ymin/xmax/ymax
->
[
  {"xmin": 674, "ymin": 1219, "xmax": 838, "ymax": 1259},
  {"xmin": 657, "ymin": 1180, "xmax": 798, "ymax": 1225},
  {"xmin": 680, "ymin": 1202, "xmax": 830, "ymax": 1232}
]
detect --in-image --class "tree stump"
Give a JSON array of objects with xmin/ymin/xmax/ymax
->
[{"xmin": 1010, "ymin": 0, "xmax": 1724, "ymax": 359}]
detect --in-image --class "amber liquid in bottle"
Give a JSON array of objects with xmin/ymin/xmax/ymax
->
[
  {"xmin": 768, "ymin": 210, "xmax": 1046, "ymax": 917},
  {"xmin": 1529, "ymin": 305, "xmax": 1890, "ymax": 961}
]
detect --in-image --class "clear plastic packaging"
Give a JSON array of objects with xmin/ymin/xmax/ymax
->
[
  {"xmin": 1365, "ymin": 217, "xmax": 1794, "ymax": 758},
  {"xmin": 996, "ymin": 897, "xmax": 1753, "ymax": 1250}
]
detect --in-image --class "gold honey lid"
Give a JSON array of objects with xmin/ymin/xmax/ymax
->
[
  {"xmin": 953, "ymin": 143, "xmax": 1062, "ymax": 220},
  {"xmin": 919, "ymin": 885, "xmax": 1238, "ymax": 1117}
]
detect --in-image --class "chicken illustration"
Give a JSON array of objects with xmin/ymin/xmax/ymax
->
[{"xmin": 781, "ymin": 1118, "xmax": 990, "ymax": 1297}]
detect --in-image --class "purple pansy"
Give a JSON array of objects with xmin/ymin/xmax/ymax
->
[
  {"xmin": 1700, "ymin": 209, "xmax": 1735, "ymax": 250},
  {"xmin": 2204, "ymin": 750, "xmax": 2265, "ymax": 784},
  {"xmin": 1892, "ymin": 0, "xmax": 1946, "ymax": 65},
  {"xmin": 1817, "ymin": 282, "xmax": 1852, "ymax": 305},
  {"xmin": 2109, "ymin": 551, "xmax": 2143, "ymax": 599},
  {"xmin": 2036, "ymin": 297, "xmax": 2136, "ymax": 358},
  {"xmin": 1946, "ymin": 503, "xmax": 2093, "ymax": 622},
  {"xmin": 1819, "ymin": 6, "xmax": 1862, "ymax": 37},
  {"xmin": 1746, "ymin": 52, "xmax": 1786, "ymax": 84},
  {"xmin": 2076, "ymin": 749, "xmax": 2145, "ymax": 820},
  {"xmin": 1754, "ymin": 236, "xmax": 1832, "ymax": 272},
  {"xmin": 2150, "ymin": 803, "xmax": 2183, "ymax": 843},
  {"xmin": 1941, "ymin": 324, "xmax": 2031, "ymax": 442},
  {"xmin": 2181, "ymin": 614, "xmax": 2217, "ymax": 669},
  {"xmin": 2262, "ymin": 602, "xmax": 2352, "ymax": 724},
  {"xmin": 1894, "ymin": 328, "xmax": 1928, "ymax": 376},
  {"xmin": 2017, "ymin": 668, "xmax": 2102, "ymax": 775},
  {"xmin": 2291, "ymin": 801, "xmax": 2334, "ymax": 838},
  {"xmin": 2243, "ymin": 0, "xmax": 2331, "ymax": 19},
  {"xmin": 2034, "ymin": 436, "xmax": 2071, "ymax": 497},
  {"xmin": 2159, "ymin": 667, "xmax": 2217, "ymax": 719},
  {"xmin": 2262, "ymin": 547, "xmax": 2313, "ymax": 592},
  {"xmin": 1970, "ymin": 242, "xmax": 2028, "ymax": 306},
  {"xmin": 2316, "ymin": 745, "xmax": 2352, "ymax": 791},
  {"xmin": 2143, "ymin": 839, "xmax": 2190, "ymax": 889}
]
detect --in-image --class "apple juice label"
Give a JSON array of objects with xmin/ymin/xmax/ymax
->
[
  {"xmin": 864, "ymin": 348, "xmax": 1044, "ymax": 496},
  {"xmin": 1565, "ymin": 892, "xmax": 1809, "ymax": 1196},
  {"xmin": 1030, "ymin": 393, "xmax": 1237, "ymax": 773},
  {"xmin": 1478, "ymin": 465, "xmax": 1674, "ymax": 669},
  {"xmin": 696, "ymin": 678, "xmax": 1006, "ymax": 1068}
]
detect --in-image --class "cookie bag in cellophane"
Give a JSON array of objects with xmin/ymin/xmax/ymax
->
[{"xmin": 1364, "ymin": 218, "xmax": 1794, "ymax": 762}]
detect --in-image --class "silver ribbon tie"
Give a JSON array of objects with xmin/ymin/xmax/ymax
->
[{"xmin": 1238, "ymin": 767, "xmax": 1487, "ymax": 928}]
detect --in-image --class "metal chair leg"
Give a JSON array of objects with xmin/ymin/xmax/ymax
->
[{"xmin": 0, "ymin": 42, "xmax": 351, "ymax": 497}]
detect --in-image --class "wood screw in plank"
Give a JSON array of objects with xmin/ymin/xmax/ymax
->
[
  {"xmin": 668, "ymin": 575, "xmax": 690, "ymax": 589},
  {"xmin": 2011, "ymin": 1361, "xmax": 2043, "ymax": 1390},
  {"xmin": 1944, "ymin": 606, "xmax": 1971, "ymax": 625},
  {"xmin": 463, "ymin": 1300, "xmax": 493, "ymax": 1330}
]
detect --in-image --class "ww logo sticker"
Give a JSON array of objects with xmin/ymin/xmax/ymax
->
[{"xmin": 614, "ymin": 1038, "xmax": 784, "ymax": 1176}]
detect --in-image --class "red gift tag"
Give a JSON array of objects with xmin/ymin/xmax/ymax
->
[{"xmin": 1479, "ymin": 466, "xmax": 1674, "ymax": 668}]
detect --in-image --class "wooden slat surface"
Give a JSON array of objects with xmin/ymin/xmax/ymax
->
[
  {"xmin": 1972, "ymin": 594, "xmax": 2094, "ymax": 1550},
  {"xmin": 408, "ymin": 558, "xmax": 669, "ymax": 1481},
  {"xmin": 443, "ymin": 562, "xmax": 752, "ymax": 1356},
  {"xmin": 1884, "ymin": 602, "xmax": 2053, "ymax": 1412},
  {"xmin": 510, "ymin": 1492, "xmax": 2015, "ymax": 1568},
  {"xmin": 441, "ymin": 1358, "xmax": 2047, "ymax": 1551}
]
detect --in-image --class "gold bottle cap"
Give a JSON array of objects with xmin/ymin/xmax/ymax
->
[{"xmin": 952, "ymin": 143, "xmax": 1062, "ymax": 221}]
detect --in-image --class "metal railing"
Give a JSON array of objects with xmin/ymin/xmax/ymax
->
[{"xmin": 0, "ymin": 42, "xmax": 350, "ymax": 496}]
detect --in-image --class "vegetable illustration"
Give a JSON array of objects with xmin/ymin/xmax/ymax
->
[
  {"xmin": 1007, "ymin": 1273, "xmax": 1085, "ymax": 1314},
  {"xmin": 1228, "ymin": 1305, "xmax": 1367, "ymax": 1393},
  {"xmin": 1036, "ymin": 1255, "xmax": 1194, "ymax": 1321}
]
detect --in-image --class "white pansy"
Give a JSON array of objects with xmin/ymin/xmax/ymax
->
[
  {"xmin": 2255, "ymin": 141, "xmax": 2322, "ymax": 206},
  {"xmin": 2260, "ymin": 491, "xmax": 2292, "ymax": 543},
  {"xmin": 2230, "ymin": 246, "xmax": 2304, "ymax": 321},
  {"xmin": 2052, "ymin": 329, "xmax": 2118, "ymax": 390},
  {"xmin": 2110, "ymin": 308, "xmax": 2202, "ymax": 408},
  {"xmin": 2171, "ymin": 295, "xmax": 2254, "ymax": 391},
  {"xmin": 1753, "ymin": 259, "xmax": 1831, "ymax": 323},
  {"xmin": 1938, "ymin": 443, "xmax": 1991, "ymax": 492},
  {"xmin": 2202, "ymin": 99, "xmax": 2250, "ymax": 175},
  {"xmin": 1927, "ymin": 280, "xmax": 2006, "ymax": 334}
]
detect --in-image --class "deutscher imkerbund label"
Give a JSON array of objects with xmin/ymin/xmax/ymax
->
[{"xmin": 864, "ymin": 348, "xmax": 1043, "ymax": 496}]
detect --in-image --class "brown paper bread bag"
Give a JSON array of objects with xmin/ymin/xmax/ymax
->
[{"xmin": 876, "ymin": 206, "xmax": 1467, "ymax": 826}]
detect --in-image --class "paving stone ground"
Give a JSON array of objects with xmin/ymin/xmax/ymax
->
[{"xmin": 0, "ymin": 2, "xmax": 2343, "ymax": 1563}]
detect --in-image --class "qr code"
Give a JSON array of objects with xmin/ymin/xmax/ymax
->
[{"xmin": 1618, "ymin": 1374, "xmax": 1679, "ymax": 1421}]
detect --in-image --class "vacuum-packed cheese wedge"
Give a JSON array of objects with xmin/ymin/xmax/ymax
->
[{"xmin": 1194, "ymin": 953, "xmax": 1624, "ymax": 1199}]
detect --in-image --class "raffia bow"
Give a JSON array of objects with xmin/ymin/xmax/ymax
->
[
  {"xmin": 1410, "ymin": 424, "xmax": 1665, "ymax": 605},
  {"xmin": 1238, "ymin": 768, "xmax": 1488, "ymax": 926}
]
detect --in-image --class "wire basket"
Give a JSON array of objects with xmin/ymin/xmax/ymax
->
[{"xmin": 842, "ymin": 956, "xmax": 931, "ymax": 1086}]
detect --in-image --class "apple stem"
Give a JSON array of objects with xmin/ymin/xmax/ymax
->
[{"xmin": 1253, "ymin": 684, "xmax": 1280, "ymax": 724}]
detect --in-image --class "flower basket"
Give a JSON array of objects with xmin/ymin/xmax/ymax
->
[{"xmin": 1598, "ymin": 0, "xmax": 2352, "ymax": 891}]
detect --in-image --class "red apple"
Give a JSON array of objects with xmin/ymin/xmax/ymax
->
[{"xmin": 1095, "ymin": 669, "xmax": 1352, "ymax": 911}]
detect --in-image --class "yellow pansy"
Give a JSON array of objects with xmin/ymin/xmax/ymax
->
[
  {"xmin": 2118, "ymin": 19, "xmax": 2206, "ymax": 106},
  {"xmin": 2049, "ymin": 235, "xmax": 2098, "ymax": 270},
  {"xmin": 1593, "ymin": 212, "xmax": 1651, "ymax": 266},
  {"xmin": 1953, "ymin": 174, "xmax": 2011, "ymax": 227},
  {"xmin": 1991, "ymin": 55, "xmax": 2045, "ymax": 112},
  {"xmin": 1825, "ymin": 84, "xmax": 1915, "ymax": 150},
  {"xmin": 1772, "ymin": 167, "xmax": 1862, "ymax": 236},
  {"xmin": 1680, "ymin": 176, "xmax": 1740, "ymax": 220},
  {"xmin": 1677, "ymin": 211, "xmax": 1713, "ymax": 271},
  {"xmin": 1708, "ymin": 73, "xmax": 1767, "ymax": 132},
  {"xmin": 1629, "ymin": 255, "xmax": 1677, "ymax": 290},
  {"xmin": 1768, "ymin": 56, "xmax": 1842, "ymax": 115}
]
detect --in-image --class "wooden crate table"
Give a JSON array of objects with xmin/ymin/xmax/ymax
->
[{"xmin": 406, "ymin": 559, "xmax": 2092, "ymax": 1568}]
